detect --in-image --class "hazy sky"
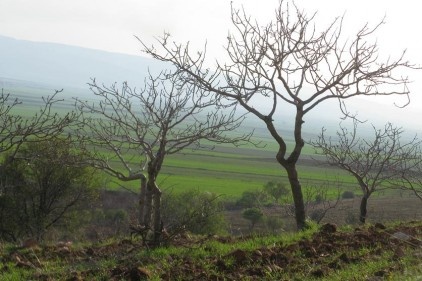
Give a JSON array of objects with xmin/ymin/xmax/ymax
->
[{"xmin": 1, "ymin": 0, "xmax": 421, "ymax": 129}]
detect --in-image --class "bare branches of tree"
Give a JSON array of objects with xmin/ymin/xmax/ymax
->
[
  {"xmin": 0, "ymin": 90, "xmax": 21, "ymax": 153},
  {"xmin": 0, "ymin": 89, "xmax": 79, "ymax": 157},
  {"xmin": 138, "ymin": 1, "xmax": 417, "ymax": 229},
  {"xmin": 311, "ymin": 120, "xmax": 422, "ymax": 223},
  {"xmin": 75, "ymin": 70, "xmax": 251, "ymax": 243}
]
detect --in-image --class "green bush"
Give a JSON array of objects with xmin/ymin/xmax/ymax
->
[
  {"xmin": 161, "ymin": 190, "xmax": 227, "ymax": 236},
  {"xmin": 342, "ymin": 191, "xmax": 355, "ymax": 199},
  {"xmin": 236, "ymin": 190, "xmax": 269, "ymax": 208},
  {"xmin": 0, "ymin": 138, "xmax": 99, "ymax": 241},
  {"xmin": 242, "ymin": 207, "xmax": 264, "ymax": 230},
  {"xmin": 263, "ymin": 181, "xmax": 290, "ymax": 203}
]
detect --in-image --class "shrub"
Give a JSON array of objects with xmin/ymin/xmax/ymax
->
[
  {"xmin": 236, "ymin": 190, "xmax": 269, "ymax": 208},
  {"xmin": 345, "ymin": 210, "xmax": 359, "ymax": 225},
  {"xmin": 309, "ymin": 209, "xmax": 325, "ymax": 223},
  {"xmin": 342, "ymin": 191, "xmax": 355, "ymax": 199},
  {"xmin": 314, "ymin": 194, "xmax": 324, "ymax": 204},
  {"xmin": 0, "ymin": 138, "xmax": 99, "ymax": 241},
  {"xmin": 161, "ymin": 189, "xmax": 227, "ymax": 236},
  {"xmin": 242, "ymin": 207, "xmax": 264, "ymax": 230},
  {"xmin": 265, "ymin": 215, "xmax": 283, "ymax": 234},
  {"xmin": 263, "ymin": 181, "xmax": 290, "ymax": 203}
]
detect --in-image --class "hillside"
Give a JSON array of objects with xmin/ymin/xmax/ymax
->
[
  {"xmin": 1, "ymin": 221, "xmax": 421, "ymax": 280},
  {"xmin": 0, "ymin": 35, "xmax": 164, "ymax": 89},
  {"xmin": 1, "ymin": 34, "xmax": 419, "ymax": 135}
]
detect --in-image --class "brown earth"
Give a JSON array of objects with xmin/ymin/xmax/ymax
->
[{"xmin": 1, "ymin": 221, "xmax": 421, "ymax": 280}]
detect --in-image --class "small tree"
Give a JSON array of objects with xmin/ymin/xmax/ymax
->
[
  {"xmin": 311, "ymin": 121, "xmax": 421, "ymax": 223},
  {"xmin": 396, "ymin": 167, "xmax": 422, "ymax": 200},
  {"xmin": 236, "ymin": 190, "xmax": 269, "ymax": 208},
  {"xmin": 0, "ymin": 89, "xmax": 81, "ymax": 241},
  {"xmin": 161, "ymin": 190, "xmax": 226, "ymax": 238},
  {"xmin": 140, "ymin": 1, "xmax": 417, "ymax": 229},
  {"xmin": 76, "ymin": 71, "xmax": 250, "ymax": 243},
  {"xmin": 263, "ymin": 181, "xmax": 289, "ymax": 204},
  {"xmin": 0, "ymin": 138, "xmax": 98, "ymax": 241},
  {"xmin": 242, "ymin": 207, "xmax": 264, "ymax": 230}
]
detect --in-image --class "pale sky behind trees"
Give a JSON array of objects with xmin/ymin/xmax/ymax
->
[{"xmin": 0, "ymin": 0, "xmax": 421, "ymax": 130}]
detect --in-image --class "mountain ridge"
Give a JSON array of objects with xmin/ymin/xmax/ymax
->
[
  {"xmin": 0, "ymin": 35, "xmax": 162, "ymax": 89},
  {"xmin": 0, "ymin": 35, "xmax": 419, "ymax": 134}
]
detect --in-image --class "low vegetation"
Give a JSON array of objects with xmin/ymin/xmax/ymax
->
[{"xmin": 0, "ymin": 221, "xmax": 420, "ymax": 280}]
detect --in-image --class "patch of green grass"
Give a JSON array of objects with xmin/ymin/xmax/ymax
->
[
  {"xmin": 322, "ymin": 251, "xmax": 393, "ymax": 280},
  {"xmin": 0, "ymin": 263, "xmax": 32, "ymax": 281}
]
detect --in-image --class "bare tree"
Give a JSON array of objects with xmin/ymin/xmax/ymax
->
[
  {"xmin": 0, "ymin": 89, "xmax": 78, "ymax": 156},
  {"xmin": 0, "ymin": 90, "xmax": 21, "ymax": 153},
  {"xmin": 391, "ymin": 148, "xmax": 422, "ymax": 200},
  {"xmin": 75, "ymin": 70, "xmax": 250, "ymax": 243},
  {"xmin": 139, "ymin": 1, "xmax": 417, "ymax": 229},
  {"xmin": 311, "ymin": 120, "xmax": 421, "ymax": 223}
]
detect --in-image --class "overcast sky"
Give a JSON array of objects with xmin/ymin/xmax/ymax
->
[{"xmin": 1, "ymin": 0, "xmax": 421, "ymax": 129}]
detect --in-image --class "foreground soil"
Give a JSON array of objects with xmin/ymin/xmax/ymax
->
[{"xmin": 1, "ymin": 221, "xmax": 421, "ymax": 280}]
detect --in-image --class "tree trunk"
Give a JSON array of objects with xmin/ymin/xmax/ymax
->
[
  {"xmin": 359, "ymin": 194, "xmax": 369, "ymax": 223},
  {"xmin": 138, "ymin": 176, "xmax": 147, "ymax": 225},
  {"xmin": 152, "ymin": 184, "xmax": 162, "ymax": 244},
  {"xmin": 143, "ymin": 180, "xmax": 154, "ymax": 228},
  {"xmin": 285, "ymin": 164, "xmax": 306, "ymax": 230}
]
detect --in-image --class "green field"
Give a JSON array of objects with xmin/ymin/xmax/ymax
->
[
  {"xmin": 107, "ymin": 143, "xmax": 359, "ymax": 199},
  {"xmin": 2, "ymin": 82, "xmax": 360, "ymax": 198}
]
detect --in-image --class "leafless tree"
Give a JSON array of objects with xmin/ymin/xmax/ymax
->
[
  {"xmin": 0, "ymin": 89, "xmax": 78, "ymax": 156},
  {"xmin": 139, "ymin": 1, "xmax": 417, "ymax": 229},
  {"xmin": 0, "ymin": 89, "xmax": 79, "ymax": 175},
  {"xmin": 0, "ymin": 90, "xmax": 20, "ymax": 153},
  {"xmin": 391, "ymin": 148, "xmax": 422, "ymax": 200},
  {"xmin": 311, "ymin": 120, "xmax": 421, "ymax": 223},
  {"xmin": 75, "ymin": 70, "xmax": 250, "ymax": 243}
]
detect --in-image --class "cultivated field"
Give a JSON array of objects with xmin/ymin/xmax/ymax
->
[
  {"xmin": 3, "ymin": 81, "xmax": 421, "ymax": 227},
  {"xmin": 3, "ymin": 81, "xmax": 358, "ymax": 198}
]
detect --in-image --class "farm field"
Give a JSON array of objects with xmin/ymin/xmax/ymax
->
[
  {"xmin": 155, "ymin": 146, "xmax": 358, "ymax": 198},
  {"xmin": 2, "ymin": 82, "xmax": 367, "ymax": 198}
]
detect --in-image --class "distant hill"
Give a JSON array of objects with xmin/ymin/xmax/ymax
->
[{"xmin": 0, "ymin": 35, "xmax": 164, "ymax": 89}]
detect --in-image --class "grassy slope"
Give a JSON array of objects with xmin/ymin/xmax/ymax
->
[{"xmin": 1, "ymin": 221, "xmax": 421, "ymax": 280}]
